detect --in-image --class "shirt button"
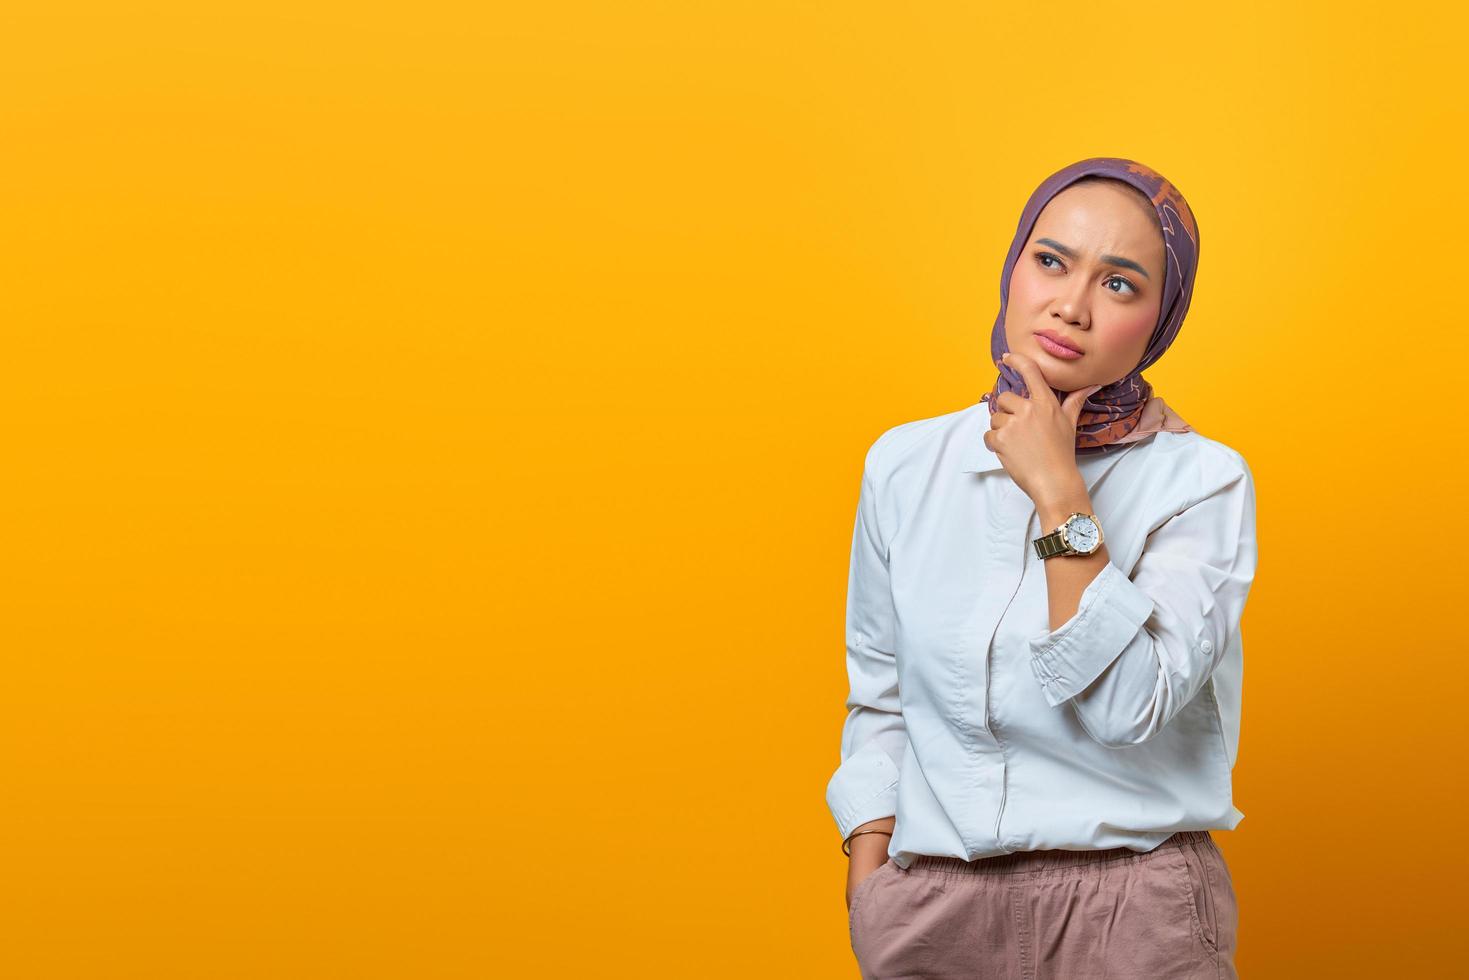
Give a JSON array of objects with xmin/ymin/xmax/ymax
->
[{"xmin": 1200, "ymin": 639, "xmax": 1214, "ymax": 654}]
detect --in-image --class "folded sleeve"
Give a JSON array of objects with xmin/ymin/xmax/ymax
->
[
  {"xmin": 1027, "ymin": 448, "xmax": 1258, "ymax": 748},
  {"xmin": 824, "ymin": 438, "xmax": 909, "ymax": 841}
]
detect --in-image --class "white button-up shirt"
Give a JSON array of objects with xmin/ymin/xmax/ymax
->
[{"xmin": 825, "ymin": 400, "xmax": 1258, "ymax": 869}]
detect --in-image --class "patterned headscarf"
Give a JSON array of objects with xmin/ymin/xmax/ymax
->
[{"xmin": 980, "ymin": 157, "xmax": 1199, "ymax": 454}]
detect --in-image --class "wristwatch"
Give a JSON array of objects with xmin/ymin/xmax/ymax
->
[{"xmin": 1033, "ymin": 512, "xmax": 1104, "ymax": 560}]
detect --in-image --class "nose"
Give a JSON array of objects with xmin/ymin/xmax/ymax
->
[{"xmin": 1052, "ymin": 277, "xmax": 1091, "ymax": 329}]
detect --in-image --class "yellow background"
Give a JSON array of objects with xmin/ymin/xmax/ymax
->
[{"xmin": 1, "ymin": 2, "xmax": 1462, "ymax": 976}]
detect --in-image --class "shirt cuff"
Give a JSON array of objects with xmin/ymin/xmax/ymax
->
[
  {"xmin": 1028, "ymin": 560, "xmax": 1155, "ymax": 708},
  {"xmin": 825, "ymin": 739, "xmax": 901, "ymax": 841}
]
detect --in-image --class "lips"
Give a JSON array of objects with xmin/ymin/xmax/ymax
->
[{"xmin": 1034, "ymin": 330, "xmax": 1083, "ymax": 354}]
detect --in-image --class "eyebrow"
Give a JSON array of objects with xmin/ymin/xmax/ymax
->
[{"xmin": 1033, "ymin": 238, "xmax": 1151, "ymax": 280}]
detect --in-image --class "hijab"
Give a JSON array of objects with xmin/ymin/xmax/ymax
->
[{"xmin": 979, "ymin": 157, "xmax": 1199, "ymax": 454}]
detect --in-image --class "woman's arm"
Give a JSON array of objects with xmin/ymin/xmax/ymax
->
[
  {"xmin": 1035, "ymin": 476, "xmax": 1111, "ymax": 632},
  {"xmin": 827, "ymin": 434, "xmax": 909, "ymax": 860},
  {"xmin": 845, "ymin": 816, "xmax": 895, "ymax": 908},
  {"xmin": 1027, "ymin": 449, "xmax": 1258, "ymax": 748}
]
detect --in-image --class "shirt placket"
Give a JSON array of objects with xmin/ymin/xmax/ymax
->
[{"xmin": 961, "ymin": 476, "xmax": 1037, "ymax": 854}]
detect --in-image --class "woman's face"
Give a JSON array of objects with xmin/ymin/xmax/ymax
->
[{"xmin": 1003, "ymin": 180, "xmax": 1165, "ymax": 393}]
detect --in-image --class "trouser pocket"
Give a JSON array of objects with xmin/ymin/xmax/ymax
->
[
  {"xmin": 1176, "ymin": 840, "xmax": 1220, "ymax": 954},
  {"xmin": 848, "ymin": 859, "xmax": 891, "ymax": 943}
]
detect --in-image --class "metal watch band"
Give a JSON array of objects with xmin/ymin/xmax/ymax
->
[{"xmin": 1033, "ymin": 529, "xmax": 1075, "ymax": 560}]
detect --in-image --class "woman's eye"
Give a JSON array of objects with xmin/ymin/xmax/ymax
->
[{"xmin": 1037, "ymin": 252, "xmax": 1135, "ymax": 296}]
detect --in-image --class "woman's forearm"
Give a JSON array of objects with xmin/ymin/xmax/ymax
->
[
  {"xmin": 845, "ymin": 816, "xmax": 894, "ymax": 905},
  {"xmin": 846, "ymin": 816, "xmax": 895, "ymax": 863},
  {"xmin": 849, "ymin": 815, "xmax": 895, "ymax": 843},
  {"xmin": 1036, "ymin": 484, "xmax": 1109, "ymax": 632}
]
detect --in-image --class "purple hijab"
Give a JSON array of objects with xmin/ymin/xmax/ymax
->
[{"xmin": 980, "ymin": 157, "xmax": 1200, "ymax": 454}]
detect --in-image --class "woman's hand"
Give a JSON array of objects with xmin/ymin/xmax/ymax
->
[{"xmin": 984, "ymin": 350, "xmax": 1102, "ymax": 506}]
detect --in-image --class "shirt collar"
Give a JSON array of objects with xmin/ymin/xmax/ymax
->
[
  {"xmin": 958, "ymin": 402, "xmax": 1009, "ymax": 474},
  {"xmin": 958, "ymin": 429, "xmax": 1007, "ymax": 473}
]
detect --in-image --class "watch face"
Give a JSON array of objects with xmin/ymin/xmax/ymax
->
[{"xmin": 1064, "ymin": 515, "xmax": 1100, "ymax": 554}]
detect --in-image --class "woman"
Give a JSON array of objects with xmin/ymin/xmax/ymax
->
[{"xmin": 826, "ymin": 157, "xmax": 1255, "ymax": 979}]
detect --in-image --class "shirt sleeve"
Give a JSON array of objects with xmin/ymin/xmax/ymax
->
[
  {"xmin": 824, "ymin": 438, "xmax": 909, "ymax": 841},
  {"xmin": 1026, "ymin": 448, "xmax": 1258, "ymax": 749}
]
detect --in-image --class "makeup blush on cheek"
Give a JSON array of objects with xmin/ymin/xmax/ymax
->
[{"xmin": 1107, "ymin": 312, "xmax": 1156, "ymax": 360}]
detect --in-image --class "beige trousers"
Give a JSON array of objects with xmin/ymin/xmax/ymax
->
[{"xmin": 847, "ymin": 830, "xmax": 1238, "ymax": 979}]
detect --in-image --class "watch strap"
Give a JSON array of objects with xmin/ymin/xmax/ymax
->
[{"xmin": 1033, "ymin": 529, "xmax": 1074, "ymax": 560}]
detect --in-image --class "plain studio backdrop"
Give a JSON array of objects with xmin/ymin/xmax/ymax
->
[{"xmin": 0, "ymin": 2, "xmax": 1462, "ymax": 977}]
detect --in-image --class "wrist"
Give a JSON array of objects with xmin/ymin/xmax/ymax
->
[
  {"xmin": 843, "ymin": 817, "xmax": 895, "ymax": 857},
  {"xmin": 1037, "ymin": 484, "xmax": 1092, "ymax": 528},
  {"xmin": 845, "ymin": 830, "xmax": 892, "ymax": 861}
]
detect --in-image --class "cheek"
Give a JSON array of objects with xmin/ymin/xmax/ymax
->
[
  {"xmin": 1098, "ymin": 311, "xmax": 1157, "ymax": 366},
  {"xmin": 1113, "ymin": 312, "xmax": 1154, "ymax": 341},
  {"xmin": 1007, "ymin": 264, "xmax": 1044, "ymax": 308},
  {"xmin": 1003, "ymin": 266, "xmax": 1044, "ymax": 344}
]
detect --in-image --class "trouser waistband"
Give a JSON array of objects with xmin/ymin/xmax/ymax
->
[{"xmin": 905, "ymin": 831, "xmax": 1214, "ymax": 876}]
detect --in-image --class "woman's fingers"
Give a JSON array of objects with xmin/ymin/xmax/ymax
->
[
  {"xmin": 1002, "ymin": 350, "xmax": 1057, "ymax": 405},
  {"xmin": 992, "ymin": 389, "xmax": 1024, "ymax": 415}
]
